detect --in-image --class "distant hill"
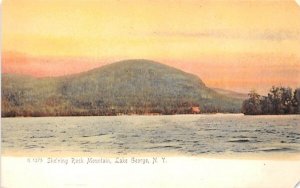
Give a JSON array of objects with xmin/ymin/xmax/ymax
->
[
  {"xmin": 212, "ymin": 88, "xmax": 248, "ymax": 100},
  {"xmin": 2, "ymin": 59, "xmax": 243, "ymax": 117}
]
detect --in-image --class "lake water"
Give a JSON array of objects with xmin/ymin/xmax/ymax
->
[{"xmin": 1, "ymin": 114, "xmax": 300, "ymax": 156}]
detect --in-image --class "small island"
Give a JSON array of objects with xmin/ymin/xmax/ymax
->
[{"xmin": 242, "ymin": 86, "xmax": 300, "ymax": 115}]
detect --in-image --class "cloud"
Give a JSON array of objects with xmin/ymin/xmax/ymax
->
[{"xmin": 152, "ymin": 30, "xmax": 300, "ymax": 42}]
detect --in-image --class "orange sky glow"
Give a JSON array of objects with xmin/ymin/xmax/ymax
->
[{"xmin": 2, "ymin": 0, "xmax": 300, "ymax": 94}]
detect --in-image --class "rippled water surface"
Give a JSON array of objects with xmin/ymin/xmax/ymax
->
[{"xmin": 2, "ymin": 114, "xmax": 300, "ymax": 155}]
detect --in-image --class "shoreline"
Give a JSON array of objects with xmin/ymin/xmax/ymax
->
[
  {"xmin": 1, "ymin": 113, "xmax": 244, "ymax": 118},
  {"xmin": 3, "ymin": 113, "xmax": 300, "ymax": 118}
]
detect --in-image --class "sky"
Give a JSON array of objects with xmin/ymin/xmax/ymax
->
[{"xmin": 2, "ymin": 0, "xmax": 300, "ymax": 94}]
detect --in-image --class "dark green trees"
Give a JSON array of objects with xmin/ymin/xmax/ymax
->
[
  {"xmin": 242, "ymin": 86, "xmax": 300, "ymax": 115},
  {"xmin": 293, "ymin": 88, "xmax": 300, "ymax": 113},
  {"xmin": 242, "ymin": 90, "xmax": 261, "ymax": 115}
]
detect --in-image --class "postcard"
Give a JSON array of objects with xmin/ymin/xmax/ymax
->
[{"xmin": 1, "ymin": 0, "xmax": 300, "ymax": 187}]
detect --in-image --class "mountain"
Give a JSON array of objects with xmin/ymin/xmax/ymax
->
[
  {"xmin": 212, "ymin": 88, "xmax": 248, "ymax": 100},
  {"xmin": 2, "ymin": 59, "xmax": 243, "ymax": 117}
]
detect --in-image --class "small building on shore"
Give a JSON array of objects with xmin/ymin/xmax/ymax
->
[{"xmin": 191, "ymin": 106, "xmax": 201, "ymax": 114}]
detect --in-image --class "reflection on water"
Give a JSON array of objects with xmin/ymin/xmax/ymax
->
[{"xmin": 2, "ymin": 114, "xmax": 300, "ymax": 155}]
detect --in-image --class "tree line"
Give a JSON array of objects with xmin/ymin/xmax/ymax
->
[{"xmin": 242, "ymin": 86, "xmax": 300, "ymax": 115}]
